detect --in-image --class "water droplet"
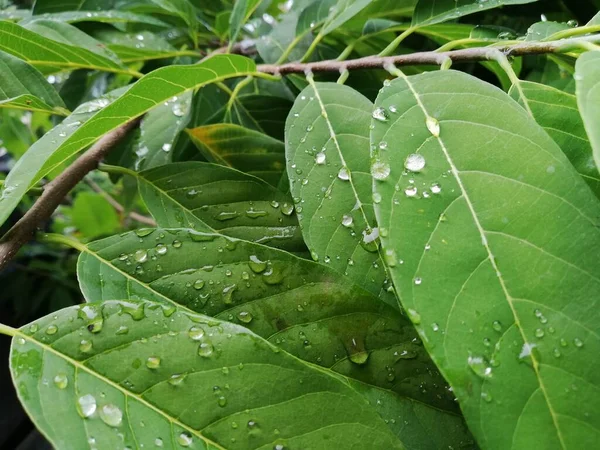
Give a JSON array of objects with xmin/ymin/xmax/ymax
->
[
  {"xmin": 80, "ymin": 339, "xmax": 93, "ymax": 353},
  {"xmin": 414, "ymin": 277, "xmax": 422, "ymax": 285},
  {"xmin": 161, "ymin": 143, "xmax": 172, "ymax": 152},
  {"xmin": 553, "ymin": 348, "xmax": 561, "ymax": 358},
  {"xmin": 156, "ymin": 244, "xmax": 168, "ymax": 255},
  {"xmin": 45, "ymin": 324, "xmax": 58, "ymax": 335},
  {"xmin": 404, "ymin": 186, "xmax": 418, "ymax": 197},
  {"xmin": 280, "ymin": 203, "xmax": 294, "ymax": 216},
  {"xmin": 188, "ymin": 326, "xmax": 205, "ymax": 341},
  {"xmin": 177, "ymin": 432, "xmax": 193, "ymax": 447},
  {"xmin": 361, "ymin": 228, "xmax": 380, "ymax": 253},
  {"xmin": 77, "ymin": 394, "xmax": 97, "ymax": 418},
  {"xmin": 431, "ymin": 323, "xmax": 439, "ymax": 332},
  {"xmin": 379, "ymin": 141, "xmax": 388, "ymax": 150},
  {"xmin": 146, "ymin": 357, "xmax": 161, "ymax": 369},
  {"xmin": 535, "ymin": 328, "xmax": 544, "ymax": 338},
  {"xmin": 567, "ymin": 19, "xmax": 578, "ymax": 27},
  {"xmin": 135, "ymin": 228, "xmax": 154, "ymax": 237},
  {"xmin": 431, "ymin": 183, "xmax": 442, "ymax": 194},
  {"xmin": 198, "ymin": 341, "xmax": 214, "ymax": 357},
  {"xmin": 372, "ymin": 107, "xmax": 389, "ymax": 122},
  {"xmin": 407, "ymin": 308, "xmax": 421, "ymax": 325},
  {"xmin": 341, "ymin": 215, "xmax": 353, "ymax": 227},
  {"xmin": 384, "ymin": 249, "xmax": 398, "ymax": 267},
  {"xmin": 492, "ymin": 320, "xmax": 502, "ymax": 332},
  {"xmin": 404, "ymin": 154, "xmax": 426, "ymax": 172},
  {"xmin": 426, "ymin": 116, "xmax": 440, "ymax": 137},
  {"xmin": 519, "ymin": 342, "xmax": 537, "ymax": 360},
  {"xmin": 134, "ymin": 249, "xmax": 148, "ymax": 263},
  {"xmin": 99, "ymin": 404, "xmax": 123, "ymax": 427},
  {"xmin": 28, "ymin": 324, "xmax": 39, "ymax": 334},
  {"xmin": 237, "ymin": 311, "xmax": 253, "ymax": 323},
  {"xmin": 116, "ymin": 326, "xmax": 129, "ymax": 335},
  {"xmin": 248, "ymin": 255, "xmax": 267, "ymax": 273},
  {"xmin": 371, "ymin": 161, "xmax": 391, "ymax": 180},
  {"xmin": 481, "ymin": 391, "xmax": 493, "ymax": 403},
  {"xmin": 389, "ymin": 105, "xmax": 398, "ymax": 113},
  {"xmin": 54, "ymin": 373, "xmax": 68, "ymax": 389},
  {"xmin": 168, "ymin": 374, "xmax": 186, "ymax": 386},
  {"xmin": 222, "ymin": 284, "xmax": 236, "ymax": 304},
  {"xmin": 338, "ymin": 167, "xmax": 350, "ymax": 181},
  {"xmin": 155, "ymin": 438, "xmax": 164, "ymax": 447},
  {"xmin": 193, "ymin": 279, "xmax": 205, "ymax": 290},
  {"xmin": 467, "ymin": 355, "xmax": 492, "ymax": 379},
  {"xmin": 315, "ymin": 152, "xmax": 326, "ymax": 165},
  {"xmin": 172, "ymin": 240, "xmax": 182, "ymax": 248},
  {"xmin": 574, "ymin": 338, "xmax": 584, "ymax": 348}
]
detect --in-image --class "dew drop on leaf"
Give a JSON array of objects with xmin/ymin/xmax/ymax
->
[
  {"xmin": 99, "ymin": 404, "xmax": 123, "ymax": 427},
  {"xmin": 372, "ymin": 107, "xmax": 389, "ymax": 122},
  {"xmin": 198, "ymin": 341, "xmax": 214, "ymax": 357},
  {"xmin": 134, "ymin": 249, "xmax": 148, "ymax": 263},
  {"xmin": 45, "ymin": 325, "xmax": 58, "ymax": 335},
  {"xmin": 426, "ymin": 116, "xmax": 440, "ymax": 137},
  {"xmin": 337, "ymin": 167, "xmax": 350, "ymax": 181},
  {"xmin": 146, "ymin": 356, "xmax": 161, "ymax": 369},
  {"xmin": 315, "ymin": 152, "xmax": 326, "ymax": 165},
  {"xmin": 406, "ymin": 309, "xmax": 421, "ymax": 325},
  {"xmin": 188, "ymin": 326, "xmax": 205, "ymax": 341},
  {"xmin": 237, "ymin": 311, "xmax": 253, "ymax": 323},
  {"xmin": 467, "ymin": 355, "xmax": 492, "ymax": 379},
  {"xmin": 371, "ymin": 161, "xmax": 390, "ymax": 180},
  {"xmin": 193, "ymin": 279, "xmax": 205, "ymax": 290},
  {"xmin": 404, "ymin": 186, "xmax": 418, "ymax": 197},
  {"xmin": 79, "ymin": 339, "xmax": 93, "ymax": 353},
  {"xmin": 341, "ymin": 215, "xmax": 353, "ymax": 227},
  {"xmin": 53, "ymin": 373, "xmax": 68, "ymax": 389},
  {"xmin": 177, "ymin": 432, "xmax": 193, "ymax": 447},
  {"xmin": 404, "ymin": 154, "xmax": 426, "ymax": 172},
  {"xmin": 77, "ymin": 394, "xmax": 97, "ymax": 418}
]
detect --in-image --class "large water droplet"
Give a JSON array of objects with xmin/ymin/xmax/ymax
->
[
  {"xmin": 198, "ymin": 341, "xmax": 214, "ymax": 357},
  {"xmin": 372, "ymin": 107, "xmax": 389, "ymax": 122},
  {"xmin": 248, "ymin": 255, "xmax": 267, "ymax": 273},
  {"xmin": 237, "ymin": 311, "xmax": 253, "ymax": 323},
  {"xmin": 134, "ymin": 249, "xmax": 148, "ymax": 263},
  {"xmin": 99, "ymin": 404, "xmax": 123, "ymax": 427},
  {"xmin": 406, "ymin": 309, "xmax": 421, "ymax": 325},
  {"xmin": 177, "ymin": 432, "xmax": 193, "ymax": 447},
  {"xmin": 193, "ymin": 279, "xmax": 205, "ymax": 290},
  {"xmin": 135, "ymin": 228, "xmax": 154, "ymax": 237},
  {"xmin": 188, "ymin": 326, "xmax": 205, "ymax": 340},
  {"xmin": 54, "ymin": 373, "xmax": 68, "ymax": 389},
  {"xmin": 337, "ymin": 167, "xmax": 350, "ymax": 181},
  {"xmin": 467, "ymin": 355, "xmax": 492, "ymax": 379},
  {"xmin": 80, "ymin": 339, "xmax": 93, "ymax": 353},
  {"xmin": 426, "ymin": 116, "xmax": 440, "ymax": 137},
  {"xmin": 361, "ymin": 228, "xmax": 380, "ymax": 253},
  {"xmin": 146, "ymin": 356, "xmax": 161, "ymax": 369},
  {"xmin": 315, "ymin": 152, "xmax": 326, "ymax": 165},
  {"xmin": 371, "ymin": 161, "xmax": 391, "ymax": 180},
  {"xmin": 404, "ymin": 154, "xmax": 426, "ymax": 172},
  {"xmin": 341, "ymin": 215, "xmax": 353, "ymax": 227},
  {"xmin": 77, "ymin": 394, "xmax": 97, "ymax": 418},
  {"xmin": 45, "ymin": 325, "xmax": 58, "ymax": 335},
  {"xmin": 222, "ymin": 284, "xmax": 236, "ymax": 304}
]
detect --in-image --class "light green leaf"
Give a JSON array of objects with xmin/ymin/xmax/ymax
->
[
  {"xmin": 256, "ymin": 11, "xmax": 313, "ymax": 64},
  {"xmin": 136, "ymin": 92, "xmax": 193, "ymax": 170},
  {"xmin": 0, "ymin": 51, "xmax": 68, "ymax": 115},
  {"xmin": 0, "ymin": 21, "xmax": 133, "ymax": 76},
  {"xmin": 576, "ymin": 51, "xmax": 600, "ymax": 174},
  {"xmin": 372, "ymin": 69, "xmax": 600, "ymax": 449},
  {"xmin": 10, "ymin": 299, "xmax": 404, "ymax": 450},
  {"xmin": 187, "ymin": 123, "xmax": 285, "ymax": 185},
  {"xmin": 136, "ymin": 162, "xmax": 305, "ymax": 251},
  {"xmin": 589, "ymin": 11, "xmax": 600, "ymax": 26},
  {"xmin": 510, "ymin": 80, "xmax": 600, "ymax": 197},
  {"xmin": 411, "ymin": 0, "xmax": 538, "ymax": 27},
  {"xmin": 297, "ymin": 0, "xmax": 336, "ymax": 35},
  {"xmin": 321, "ymin": 0, "xmax": 373, "ymax": 35},
  {"xmin": 20, "ymin": 10, "xmax": 169, "ymax": 27},
  {"xmin": 525, "ymin": 21, "xmax": 569, "ymax": 41},
  {"xmin": 32, "ymin": 0, "xmax": 116, "ymax": 14},
  {"xmin": 285, "ymin": 82, "xmax": 395, "ymax": 305},
  {"xmin": 71, "ymin": 192, "xmax": 121, "ymax": 239},
  {"xmin": 93, "ymin": 30, "xmax": 189, "ymax": 64},
  {"xmin": 0, "ymin": 55, "xmax": 257, "ymax": 228},
  {"xmin": 75, "ymin": 228, "xmax": 472, "ymax": 448},
  {"xmin": 229, "ymin": 0, "xmax": 262, "ymax": 45}
]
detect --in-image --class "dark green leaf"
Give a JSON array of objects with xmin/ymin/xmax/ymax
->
[
  {"xmin": 20, "ymin": 10, "xmax": 169, "ymax": 27},
  {"xmin": 412, "ymin": 0, "xmax": 539, "ymax": 26},
  {"xmin": 0, "ymin": 51, "xmax": 68, "ymax": 115},
  {"xmin": 71, "ymin": 192, "xmax": 121, "ymax": 239},
  {"xmin": 229, "ymin": 0, "xmax": 262, "ymax": 45}
]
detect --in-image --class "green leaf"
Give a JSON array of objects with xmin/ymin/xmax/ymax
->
[
  {"xmin": 371, "ymin": 69, "xmax": 600, "ymax": 449},
  {"xmin": 525, "ymin": 21, "xmax": 570, "ymax": 41},
  {"xmin": 32, "ymin": 0, "xmax": 117, "ymax": 14},
  {"xmin": 136, "ymin": 92, "xmax": 193, "ymax": 170},
  {"xmin": 136, "ymin": 162, "xmax": 305, "ymax": 251},
  {"xmin": 187, "ymin": 123, "xmax": 285, "ymax": 185},
  {"xmin": 150, "ymin": 0, "xmax": 199, "ymax": 46},
  {"xmin": 411, "ymin": 0, "xmax": 538, "ymax": 26},
  {"xmin": 510, "ymin": 81, "xmax": 600, "ymax": 198},
  {"xmin": 321, "ymin": 0, "xmax": 373, "ymax": 35},
  {"xmin": 256, "ymin": 11, "xmax": 313, "ymax": 64},
  {"xmin": 93, "ymin": 30, "xmax": 189, "ymax": 64},
  {"xmin": 70, "ymin": 192, "xmax": 121, "ymax": 239},
  {"xmin": 75, "ymin": 228, "xmax": 473, "ymax": 447},
  {"xmin": 10, "ymin": 300, "xmax": 404, "ymax": 450},
  {"xmin": 576, "ymin": 51, "xmax": 600, "ymax": 174},
  {"xmin": 19, "ymin": 10, "xmax": 169, "ymax": 27},
  {"xmin": 0, "ymin": 55, "xmax": 257, "ymax": 228},
  {"xmin": 229, "ymin": 0, "xmax": 262, "ymax": 46},
  {"xmin": 0, "ymin": 21, "xmax": 134, "ymax": 76},
  {"xmin": 285, "ymin": 81, "xmax": 395, "ymax": 305},
  {"xmin": 0, "ymin": 51, "xmax": 68, "ymax": 115}
]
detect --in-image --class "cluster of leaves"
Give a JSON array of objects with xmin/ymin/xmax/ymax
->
[{"xmin": 1, "ymin": 0, "xmax": 600, "ymax": 449}]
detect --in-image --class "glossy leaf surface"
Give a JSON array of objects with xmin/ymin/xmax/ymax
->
[
  {"xmin": 412, "ymin": 0, "xmax": 537, "ymax": 26},
  {"xmin": 576, "ymin": 51, "xmax": 600, "ymax": 173},
  {"xmin": 372, "ymin": 70, "xmax": 600, "ymax": 449}
]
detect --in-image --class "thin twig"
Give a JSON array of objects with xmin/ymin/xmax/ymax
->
[
  {"xmin": 0, "ymin": 119, "xmax": 140, "ymax": 271},
  {"xmin": 258, "ymin": 35, "xmax": 600, "ymax": 74},
  {"xmin": 85, "ymin": 179, "xmax": 156, "ymax": 227}
]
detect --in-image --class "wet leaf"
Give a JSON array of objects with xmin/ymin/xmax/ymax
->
[
  {"xmin": 576, "ymin": 51, "xmax": 600, "ymax": 174},
  {"xmin": 412, "ymin": 0, "xmax": 538, "ymax": 26},
  {"xmin": 372, "ymin": 69, "xmax": 600, "ymax": 449}
]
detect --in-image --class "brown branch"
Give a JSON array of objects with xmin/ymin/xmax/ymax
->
[
  {"xmin": 0, "ymin": 119, "xmax": 140, "ymax": 271},
  {"xmin": 85, "ymin": 179, "xmax": 156, "ymax": 227},
  {"xmin": 258, "ymin": 35, "xmax": 600, "ymax": 74}
]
